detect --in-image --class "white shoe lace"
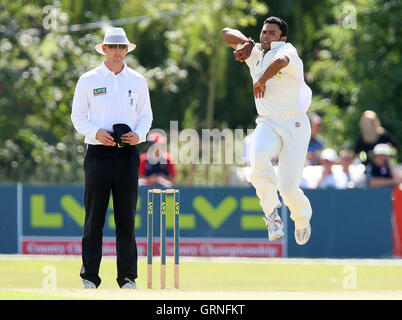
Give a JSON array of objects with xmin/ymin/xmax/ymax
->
[
  {"xmin": 265, "ymin": 210, "xmax": 283, "ymax": 226},
  {"xmin": 263, "ymin": 210, "xmax": 284, "ymax": 234},
  {"xmin": 268, "ymin": 223, "xmax": 279, "ymax": 234}
]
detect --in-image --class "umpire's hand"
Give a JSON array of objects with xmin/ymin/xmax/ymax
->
[
  {"xmin": 121, "ymin": 132, "xmax": 139, "ymax": 145},
  {"xmin": 96, "ymin": 129, "xmax": 116, "ymax": 146}
]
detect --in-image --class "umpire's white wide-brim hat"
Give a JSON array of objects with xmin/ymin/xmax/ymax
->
[{"xmin": 95, "ymin": 27, "xmax": 136, "ymax": 55}]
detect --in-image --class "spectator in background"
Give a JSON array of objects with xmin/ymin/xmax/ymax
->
[
  {"xmin": 339, "ymin": 149, "xmax": 366, "ymax": 188},
  {"xmin": 139, "ymin": 132, "xmax": 177, "ymax": 187},
  {"xmin": 366, "ymin": 143, "xmax": 402, "ymax": 188},
  {"xmin": 306, "ymin": 113, "xmax": 324, "ymax": 165},
  {"xmin": 315, "ymin": 148, "xmax": 347, "ymax": 189},
  {"xmin": 354, "ymin": 110, "xmax": 398, "ymax": 165}
]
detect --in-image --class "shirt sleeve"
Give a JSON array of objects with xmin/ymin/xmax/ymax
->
[
  {"xmin": 277, "ymin": 43, "xmax": 312, "ymax": 112},
  {"xmin": 276, "ymin": 46, "xmax": 299, "ymax": 77},
  {"xmin": 134, "ymin": 77, "xmax": 153, "ymax": 144},
  {"xmin": 71, "ymin": 76, "xmax": 100, "ymax": 140},
  {"xmin": 236, "ymin": 43, "xmax": 260, "ymax": 69}
]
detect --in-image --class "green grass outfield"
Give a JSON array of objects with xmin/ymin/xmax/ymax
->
[{"xmin": 1, "ymin": 255, "xmax": 402, "ymax": 300}]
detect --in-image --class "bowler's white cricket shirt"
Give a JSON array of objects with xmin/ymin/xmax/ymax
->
[
  {"xmin": 241, "ymin": 41, "xmax": 312, "ymax": 118},
  {"xmin": 71, "ymin": 61, "xmax": 153, "ymax": 145}
]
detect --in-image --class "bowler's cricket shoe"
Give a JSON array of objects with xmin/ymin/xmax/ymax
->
[
  {"xmin": 263, "ymin": 209, "xmax": 285, "ymax": 241},
  {"xmin": 121, "ymin": 278, "xmax": 137, "ymax": 289},
  {"xmin": 82, "ymin": 279, "xmax": 96, "ymax": 289},
  {"xmin": 295, "ymin": 222, "xmax": 311, "ymax": 245}
]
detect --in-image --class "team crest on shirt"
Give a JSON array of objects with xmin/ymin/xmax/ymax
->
[
  {"xmin": 273, "ymin": 71, "xmax": 282, "ymax": 79},
  {"xmin": 295, "ymin": 121, "xmax": 301, "ymax": 128},
  {"xmin": 93, "ymin": 87, "xmax": 107, "ymax": 96}
]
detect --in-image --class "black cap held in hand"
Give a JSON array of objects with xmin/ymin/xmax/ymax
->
[{"xmin": 111, "ymin": 123, "xmax": 132, "ymax": 147}]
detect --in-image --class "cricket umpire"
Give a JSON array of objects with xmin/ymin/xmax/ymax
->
[{"xmin": 71, "ymin": 27, "xmax": 153, "ymax": 289}]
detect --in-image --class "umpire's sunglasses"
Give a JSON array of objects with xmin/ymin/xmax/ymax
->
[{"xmin": 107, "ymin": 44, "xmax": 128, "ymax": 49}]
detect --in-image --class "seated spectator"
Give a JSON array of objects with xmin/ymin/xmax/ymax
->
[
  {"xmin": 366, "ymin": 143, "xmax": 402, "ymax": 188},
  {"xmin": 354, "ymin": 110, "xmax": 399, "ymax": 165},
  {"xmin": 306, "ymin": 113, "xmax": 324, "ymax": 165},
  {"xmin": 139, "ymin": 132, "xmax": 177, "ymax": 187},
  {"xmin": 315, "ymin": 148, "xmax": 348, "ymax": 189},
  {"xmin": 339, "ymin": 149, "xmax": 366, "ymax": 188}
]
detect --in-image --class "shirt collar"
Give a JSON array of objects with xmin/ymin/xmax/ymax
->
[
  {"xmin": 270, "ymin": 41, "xmax": 286, "ymax": 50},
  {"xmin": 100, "ymin": 61, "xmax": 129, "ymax": 77}
]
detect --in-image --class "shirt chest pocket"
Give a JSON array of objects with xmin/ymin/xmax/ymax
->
[
  {"xmin": 89, "ymin": 87, "xmax": 109, "ymax": 109},
  {"xmin": 126, "ymin": 90, "xmax": 139, "ymax": 113}
]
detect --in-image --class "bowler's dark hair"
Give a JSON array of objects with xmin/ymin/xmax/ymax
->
[{"xmin": 264, "ymin": 16, "xmax": 288, "ymax": 37}]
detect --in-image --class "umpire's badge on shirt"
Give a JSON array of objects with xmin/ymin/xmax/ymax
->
[{"xmin": 93, "ymin": 87, "xmax": 107, "ymax": 96}]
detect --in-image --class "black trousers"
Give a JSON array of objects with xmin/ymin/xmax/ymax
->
[{"xmin": 80, "ymin": 144, "xmax": 140, "ymax": 288}]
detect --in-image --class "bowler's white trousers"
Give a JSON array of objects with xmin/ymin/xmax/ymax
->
[{"xmin": 250, "ymin": 114, "xmax": 312, "ymax": 229}]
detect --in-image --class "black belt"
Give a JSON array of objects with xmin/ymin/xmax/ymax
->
[{"xmin": 87, "ymin": 144, "xmax": 133, "ymax": 150}]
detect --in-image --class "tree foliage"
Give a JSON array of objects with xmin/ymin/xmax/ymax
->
[
  {"xmin": 0, "ymin": 0, "xmax": 401, "ymax": 184},
  {"xmin": 309, "ymin": 0, "xmax": 402, "ymax": 158}
]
